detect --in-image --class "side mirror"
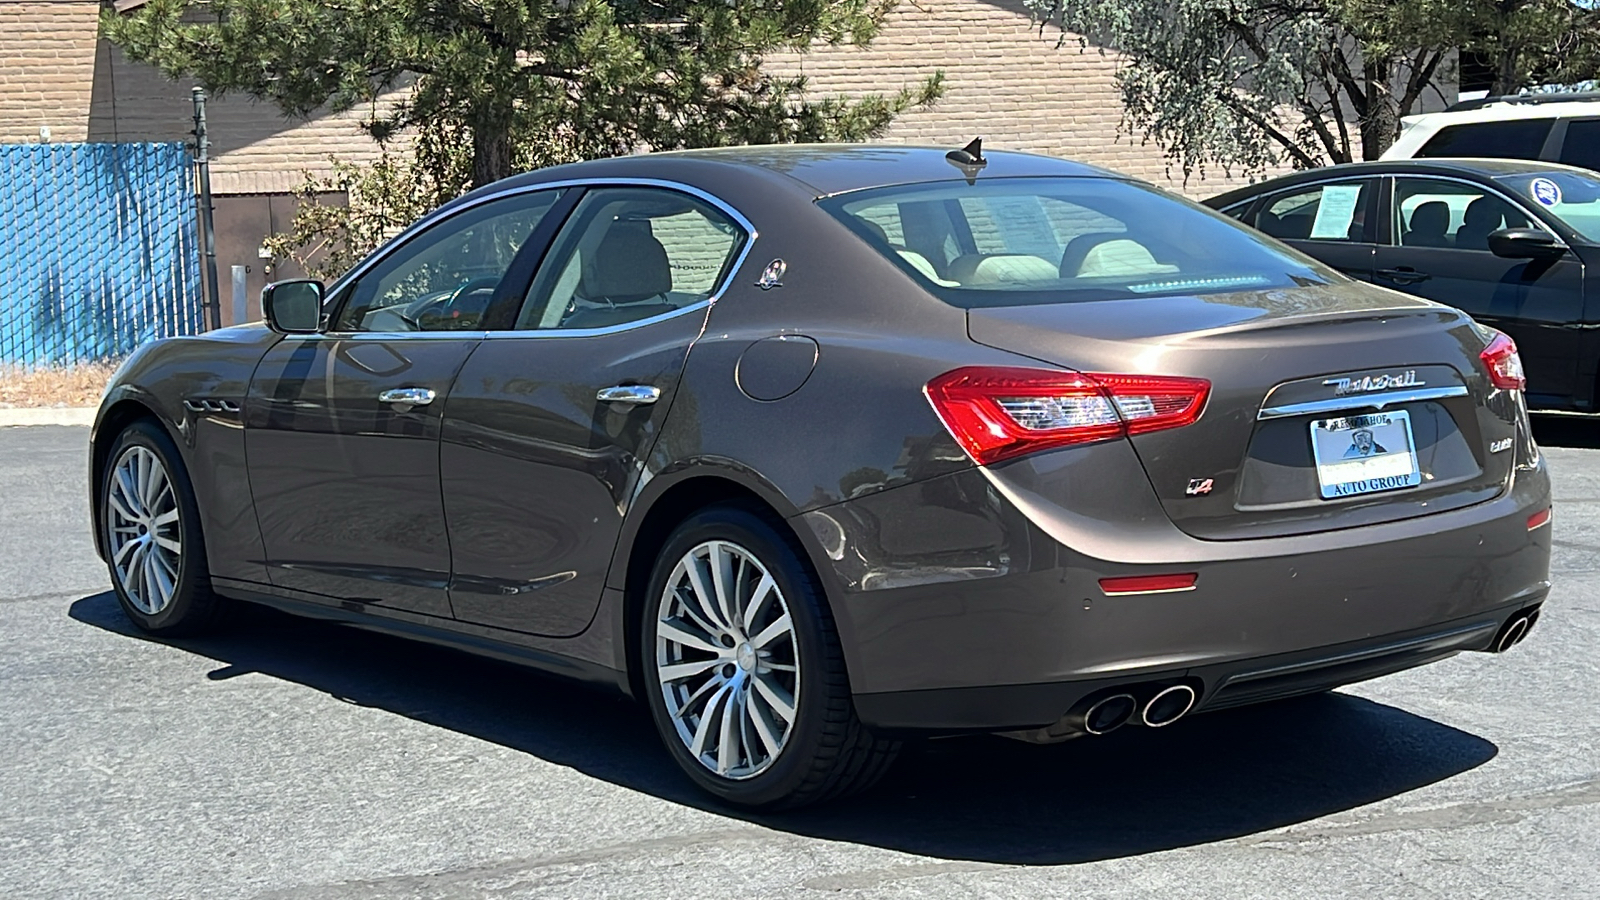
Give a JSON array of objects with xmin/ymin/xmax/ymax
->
[
  {"xmin": 261, "ymin": 279, "xmax": 324, "ymax": 334},
  {"xmin": 1487, "ymin": 228, "xmax": 1567, "ymax": 260}
]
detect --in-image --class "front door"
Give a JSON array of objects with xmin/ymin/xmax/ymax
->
[
  {"xmin": 441, "ymin": 185, "xmax": 752, "ymax": 636},
  {"xmin": 1378, "ymin": 176, "xmax": 1586, "ymax": 406},
  {"xmin": 245, "ymin": 189, "xmax": 567, "ymax": 616}
]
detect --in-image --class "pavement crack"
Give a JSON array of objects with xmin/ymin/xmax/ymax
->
[
  {"xmin": 0, "ymin": 589, "xmax": 104, "ymax": 605},
  {"xmin": 1240, "ymin": 776, "xmax": 1600, "ymax": 846}
]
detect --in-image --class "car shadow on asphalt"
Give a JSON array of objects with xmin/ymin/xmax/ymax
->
[{"xmin": 70, "ymin": 590, "xmax": 1498, "ymax": 866}]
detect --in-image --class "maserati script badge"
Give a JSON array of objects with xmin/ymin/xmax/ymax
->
[
  {"xmin": 1186, "ymin": 478, "xmax": 1214, "ymax": 496},
  {"xmin": 1323, "ymin": 370, "xmax": 1423, "ymax": 395}
]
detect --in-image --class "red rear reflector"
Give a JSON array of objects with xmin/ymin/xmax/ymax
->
[
  {"xmin": 1528, "ymin": 507, "xmax": 1551, "ymax": 530},
  {"xmin": 925, "ymin": 366, "xmax": 1210, "ymax": 465},
  {"xmin": 1098, "ymin": 573, "xmax": 1199, "ymax": 596},
  {"xmin": 1480, "ymin": 332, "xmax": 1526, "ymax": 391}
]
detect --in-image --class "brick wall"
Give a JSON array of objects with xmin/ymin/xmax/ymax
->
[
  {"xmin": 0, "ymin": 0, "xmax": 101, "ymax": 144},
  {"xmin": 764, "ymin": 0, "xmax": 1284, "ymax": 197}
]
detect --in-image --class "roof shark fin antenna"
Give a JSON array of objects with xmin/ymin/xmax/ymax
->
[{"xmin": 945, "ymin": 137, "xmax": 987, "ymax": 184}]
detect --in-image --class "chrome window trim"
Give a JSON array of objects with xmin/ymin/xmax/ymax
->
[
  {"xmin": 318, "ymin": 178, "xmax": 758, "ymax": 342},
  {"xmin": 1257, "ymin": 385, "xmax": 1470, "ymax": 420},
  {"xmin": 1386, "ymin": 173, "xmax": 1567, "ymax": 248}
]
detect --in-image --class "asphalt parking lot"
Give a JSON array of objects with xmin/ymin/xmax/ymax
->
[{"xmin": 2, "ymin": 422, "xmax": 1598, "ymax": 899}]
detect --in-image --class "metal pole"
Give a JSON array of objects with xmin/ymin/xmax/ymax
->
[{"xmin": 192, "ymin": 87, "xmax": 220, "ymax": 332}]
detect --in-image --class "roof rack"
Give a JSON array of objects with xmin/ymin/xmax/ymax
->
[{"xmin": 1445, "ymin": 91, "xmax": 1600, "ymax": 113}]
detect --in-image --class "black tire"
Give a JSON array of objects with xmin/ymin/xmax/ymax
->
[
  {"xmin": 638, "ymin": 504, "xmax": 899, "ymax": 809},
  {"xmin": 99, "ymin": 418, "xmax": 224, "ymax": 636}
]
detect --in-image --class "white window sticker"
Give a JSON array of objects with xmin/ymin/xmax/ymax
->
[{"xmin": 1309, "ymin": 185, "xmax": 1363, "ymax": 239}]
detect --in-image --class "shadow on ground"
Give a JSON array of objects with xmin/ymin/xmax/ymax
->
[
  {"xmin": 1532, "ymin": 415, "xmax": 1600, "ymax": 449},
  {"xmin": 71, "ymin": 591, "xmax": 1496, "ymax": 865}
]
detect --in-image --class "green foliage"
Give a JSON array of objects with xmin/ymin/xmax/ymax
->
[
  {"xmin": 1024, "ymin": 0, "xmax": 1600, "ymax": 178},
  {"xmin": 106, "ymin": 0, "xmax": 943, "ymax": 268}
]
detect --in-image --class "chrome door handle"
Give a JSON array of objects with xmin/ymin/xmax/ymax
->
[
  {"xmin": 596, "ymin": 385, "xmax": 661, "ymax": 405},
  {"xmin": 378, "ymin": 387, "xmax": 436, "ymax": 407}
]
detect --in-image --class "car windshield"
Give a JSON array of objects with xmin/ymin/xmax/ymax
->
[
  {"xmin": 820, "ymin": 177, "xmax": 1332, "ymax": 308},
  {"xmin": 1494, "ymin": 169, "xmax": 1600, "ymax": 242}
]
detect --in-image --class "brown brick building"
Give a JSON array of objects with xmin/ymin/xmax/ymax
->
[{"xmin": 1, "ymin": 0, "xmax": 1326, "ymax": 320}]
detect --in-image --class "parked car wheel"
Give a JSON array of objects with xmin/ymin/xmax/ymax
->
[
  {"xmin": 100, "ymin": 419, "xmax": 223, "ymax": 635},
  {"xmin": 640, "ymin": 505, "xmax": 899, "ymax": 809}
]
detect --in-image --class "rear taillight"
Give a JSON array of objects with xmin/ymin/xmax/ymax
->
[
  {"xmin": 1480, "ymin": 332, "xmax": 1526, "ymax": 391},
  {"xmin": 925, "ymin": 366, "xmax": 1210, "ymax": 465}
]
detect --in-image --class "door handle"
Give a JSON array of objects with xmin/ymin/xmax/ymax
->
[
  {"xmin": 596, "ymin": 385, "xmax": 661, "ymax": 405},
  {"xmin": 1377, "ymin": 267, "xmax": 1432, "ymax": 285},
  {"xmin": 378, "ymin": 387, "xmax": 436, "ymax": 407}
]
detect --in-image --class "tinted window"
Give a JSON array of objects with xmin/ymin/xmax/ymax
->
[
  {"xmin": 516, "ymin": 188, "xmax": 746, "ymax": 330},
  {"xmin": 334, "ymin": 191, "xmax": 562, "ymax": 332},
  {"xmin": 1255, "ymin": 181, "xmax": 1374, "ymax": 242},
  {"xmin": 1495, "ymin": 169, "xmax": 1600, "ymax": 242},
  {"xmin": 1557, "ymin": 119, "xmax": 1600, "ymax": 172},
  {"xmin": 822, "ymin": 178, "xmax": 1331, "ymax": 307},
  {"xmin": 1392, "ymin": 178, "xmax": 1533, "ymax": 251},
  {"xmin": 1416, "ymin": 120, "xmax": 1553, "ymax": 160}
]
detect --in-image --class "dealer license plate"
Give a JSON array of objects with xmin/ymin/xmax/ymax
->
[{"xmin": 1309, "ymin": 411, "xmax": 1422, "ymax": 499}]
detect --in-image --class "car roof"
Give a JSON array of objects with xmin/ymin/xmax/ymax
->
[
  {"xmin": 474, "ymin": 144, "xmax": 1126, "ymax": 201},
  {"xmin": 1204, "ymin": 157, "xmax": 1598, "ymax": 207},
  {"xmin": 1399, "ymin": 94, "xmax": 1600, "ymax": 127}
]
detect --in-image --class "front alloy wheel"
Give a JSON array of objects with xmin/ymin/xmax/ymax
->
[
  {"xmin": 656, "ymin": 540, "xmax": 801, "ymax": 780},
  {"xmin": 106, "ymin": 445, "xmax": 183, "ymax": 615}
]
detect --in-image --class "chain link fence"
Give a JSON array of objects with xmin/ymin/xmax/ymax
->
[{"xmin": 0, "ymin": 142, "xmax": 202, "ymax": 367}]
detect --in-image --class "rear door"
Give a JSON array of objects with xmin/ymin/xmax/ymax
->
[
  {"xmin": 440, "ymin": 184, "xmax": 753, "ymax": 636},
  {"xmin": 1245, "ymin": 178, "xmax": 1379, "ymax": 282},
  {"xmin": 1375, "ymin": 175, "xmax": 1586, "ymax": 405}
]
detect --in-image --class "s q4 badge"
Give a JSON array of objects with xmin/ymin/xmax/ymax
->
[
  {"xmin": 755, "ymin": 258, "xmax": 786, "ymax": 291},
  {"xmin": 1186, "ymin": 478, "xmax": 1214, "ymax": 496}
]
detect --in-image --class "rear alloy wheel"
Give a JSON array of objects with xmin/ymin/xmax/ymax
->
[
  {"xmin": 641, "ymin": 506, "xmax": 899, "ymax": 809},
  {"xmin": 101, "ymin": 420, "xmax": 222, "ymax": 635}
]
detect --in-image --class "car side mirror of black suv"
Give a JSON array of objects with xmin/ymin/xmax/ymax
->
[
  {"xmin": 262, "ymin": 279, "xmax": 325, "ymax": 334},
  {"xmin": 1487, "ymin": 228, "xmax": 1568, "ymax": 260}
]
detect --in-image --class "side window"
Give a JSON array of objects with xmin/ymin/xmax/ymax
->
[
  {"xmin": 1416, "ymin": 120, "xmax": 1553, "ymax": 160},
  {"xmin": 1558, "ymin": 119, "xmax": 1600, "ymax": 173},
  {"xmin": 333, "ymin": 190, "xmax": 562, "ymax": 332},
  {"xmin": 1392, "ymin": 179, "xmax": 1532, "ymax": 251},
  {"xmin": 516, "ymin": 188, "xmax": 747, "ymax": 331},
  {"xmin": 1253, "ymin": 182, "xmax": 1372, "ymax": 242}
]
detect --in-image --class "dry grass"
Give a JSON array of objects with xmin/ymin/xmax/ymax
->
[{"xmin": 0, "ymin": 361, "xmax": 120, "ymax": 408}]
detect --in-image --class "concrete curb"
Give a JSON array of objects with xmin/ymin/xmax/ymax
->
[{"xmin": 0, "ymin": 408, "xmax": 96, "ymax": 428}]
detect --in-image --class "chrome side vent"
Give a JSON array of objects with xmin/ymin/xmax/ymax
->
[{"xmin": 183, "ymin": 398, "xmax": 242, "ymax": 415}]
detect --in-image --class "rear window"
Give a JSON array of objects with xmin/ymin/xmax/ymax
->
[
  {"xmin": 1557, "ymin": 119, "xmax": 1600, "ymax": 172},
  {"xmin": 820, "ymin": 177, "xmax": 1331, "ymax": 307},
  {"xmin": 1416, "ymin": 120, "xmax": 1553, "ymax": 160}
]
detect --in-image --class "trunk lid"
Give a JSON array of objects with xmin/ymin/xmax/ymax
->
[{"xmin": 967, "ymin": 282, "xmax": 1517, "ymax": 540}]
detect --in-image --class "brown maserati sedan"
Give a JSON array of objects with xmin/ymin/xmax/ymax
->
[{"xmin": 91, "ymin": 144, "xmax": 1552, "ymax": 809}]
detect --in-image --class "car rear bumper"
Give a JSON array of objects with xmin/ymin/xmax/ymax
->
[{"xmin": 798, "ymin": 443, "xmax": 1552, "ymax": 733}]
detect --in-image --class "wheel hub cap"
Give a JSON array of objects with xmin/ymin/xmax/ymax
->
[
  {"xmin": 655, "ymin": 539, "xmax": 801, "ymax": 780},
  {"xmin": 105, "ymin": 445, "xmax": 182, "ymax": 616}
]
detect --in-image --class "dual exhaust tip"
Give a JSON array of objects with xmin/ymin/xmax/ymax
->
[{"xmin": 1075, "ymin": 683, "xmax": 1197, "ymax": 736}]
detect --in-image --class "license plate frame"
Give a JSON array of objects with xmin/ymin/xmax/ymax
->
[{"xmin": 1309, "ymin": 411, "xmax": 1422, "ymax": 500}]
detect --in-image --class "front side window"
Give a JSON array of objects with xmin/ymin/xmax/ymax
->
[
  {"xmin": 1393, "ymin": 178, "xmax": 1534, "ymax": 251},
  {"xmin": 516, "ymin": 187, "xmax": 747, "ymax": 330},
  {"xmin": 1254, "ymin": 181, "xmax": 1374, "ymax": 243},
  {"xmin": 1494, "ymin": 169, "xmax": 1600, "ymax": 242},
  {"xmin": 1415, "ymin": 120, "xmax": 1554, "ymax": 160},
  {"xmin": 333, "ymin": 190, "xmax": 562, "ymax": 332},
  {"xmin": 822, "ymin": 177, "xmax": 1331, "ymax": 307}
]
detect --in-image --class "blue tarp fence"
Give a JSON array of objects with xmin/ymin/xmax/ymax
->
[{"xmin": 0, "ymin": 142, "xmax": 202, "ymax": 367}]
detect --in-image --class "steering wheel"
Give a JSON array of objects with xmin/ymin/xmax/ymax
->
[{"xmin": 401, "ymin": 277, "xmax": 502, "ymax": 330}]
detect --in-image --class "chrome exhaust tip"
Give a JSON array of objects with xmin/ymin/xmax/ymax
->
[
  {"xmin": 1494, "ymin": 615, "xmax": 1531, "ymax": 653},
  {"xmin": 1141, "ymin": 684, "xmax": 1197, "ymax": 728},
  {"xmin": 1080, "ymin": 693, "xmax": 1138, "ymax": 735}
]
